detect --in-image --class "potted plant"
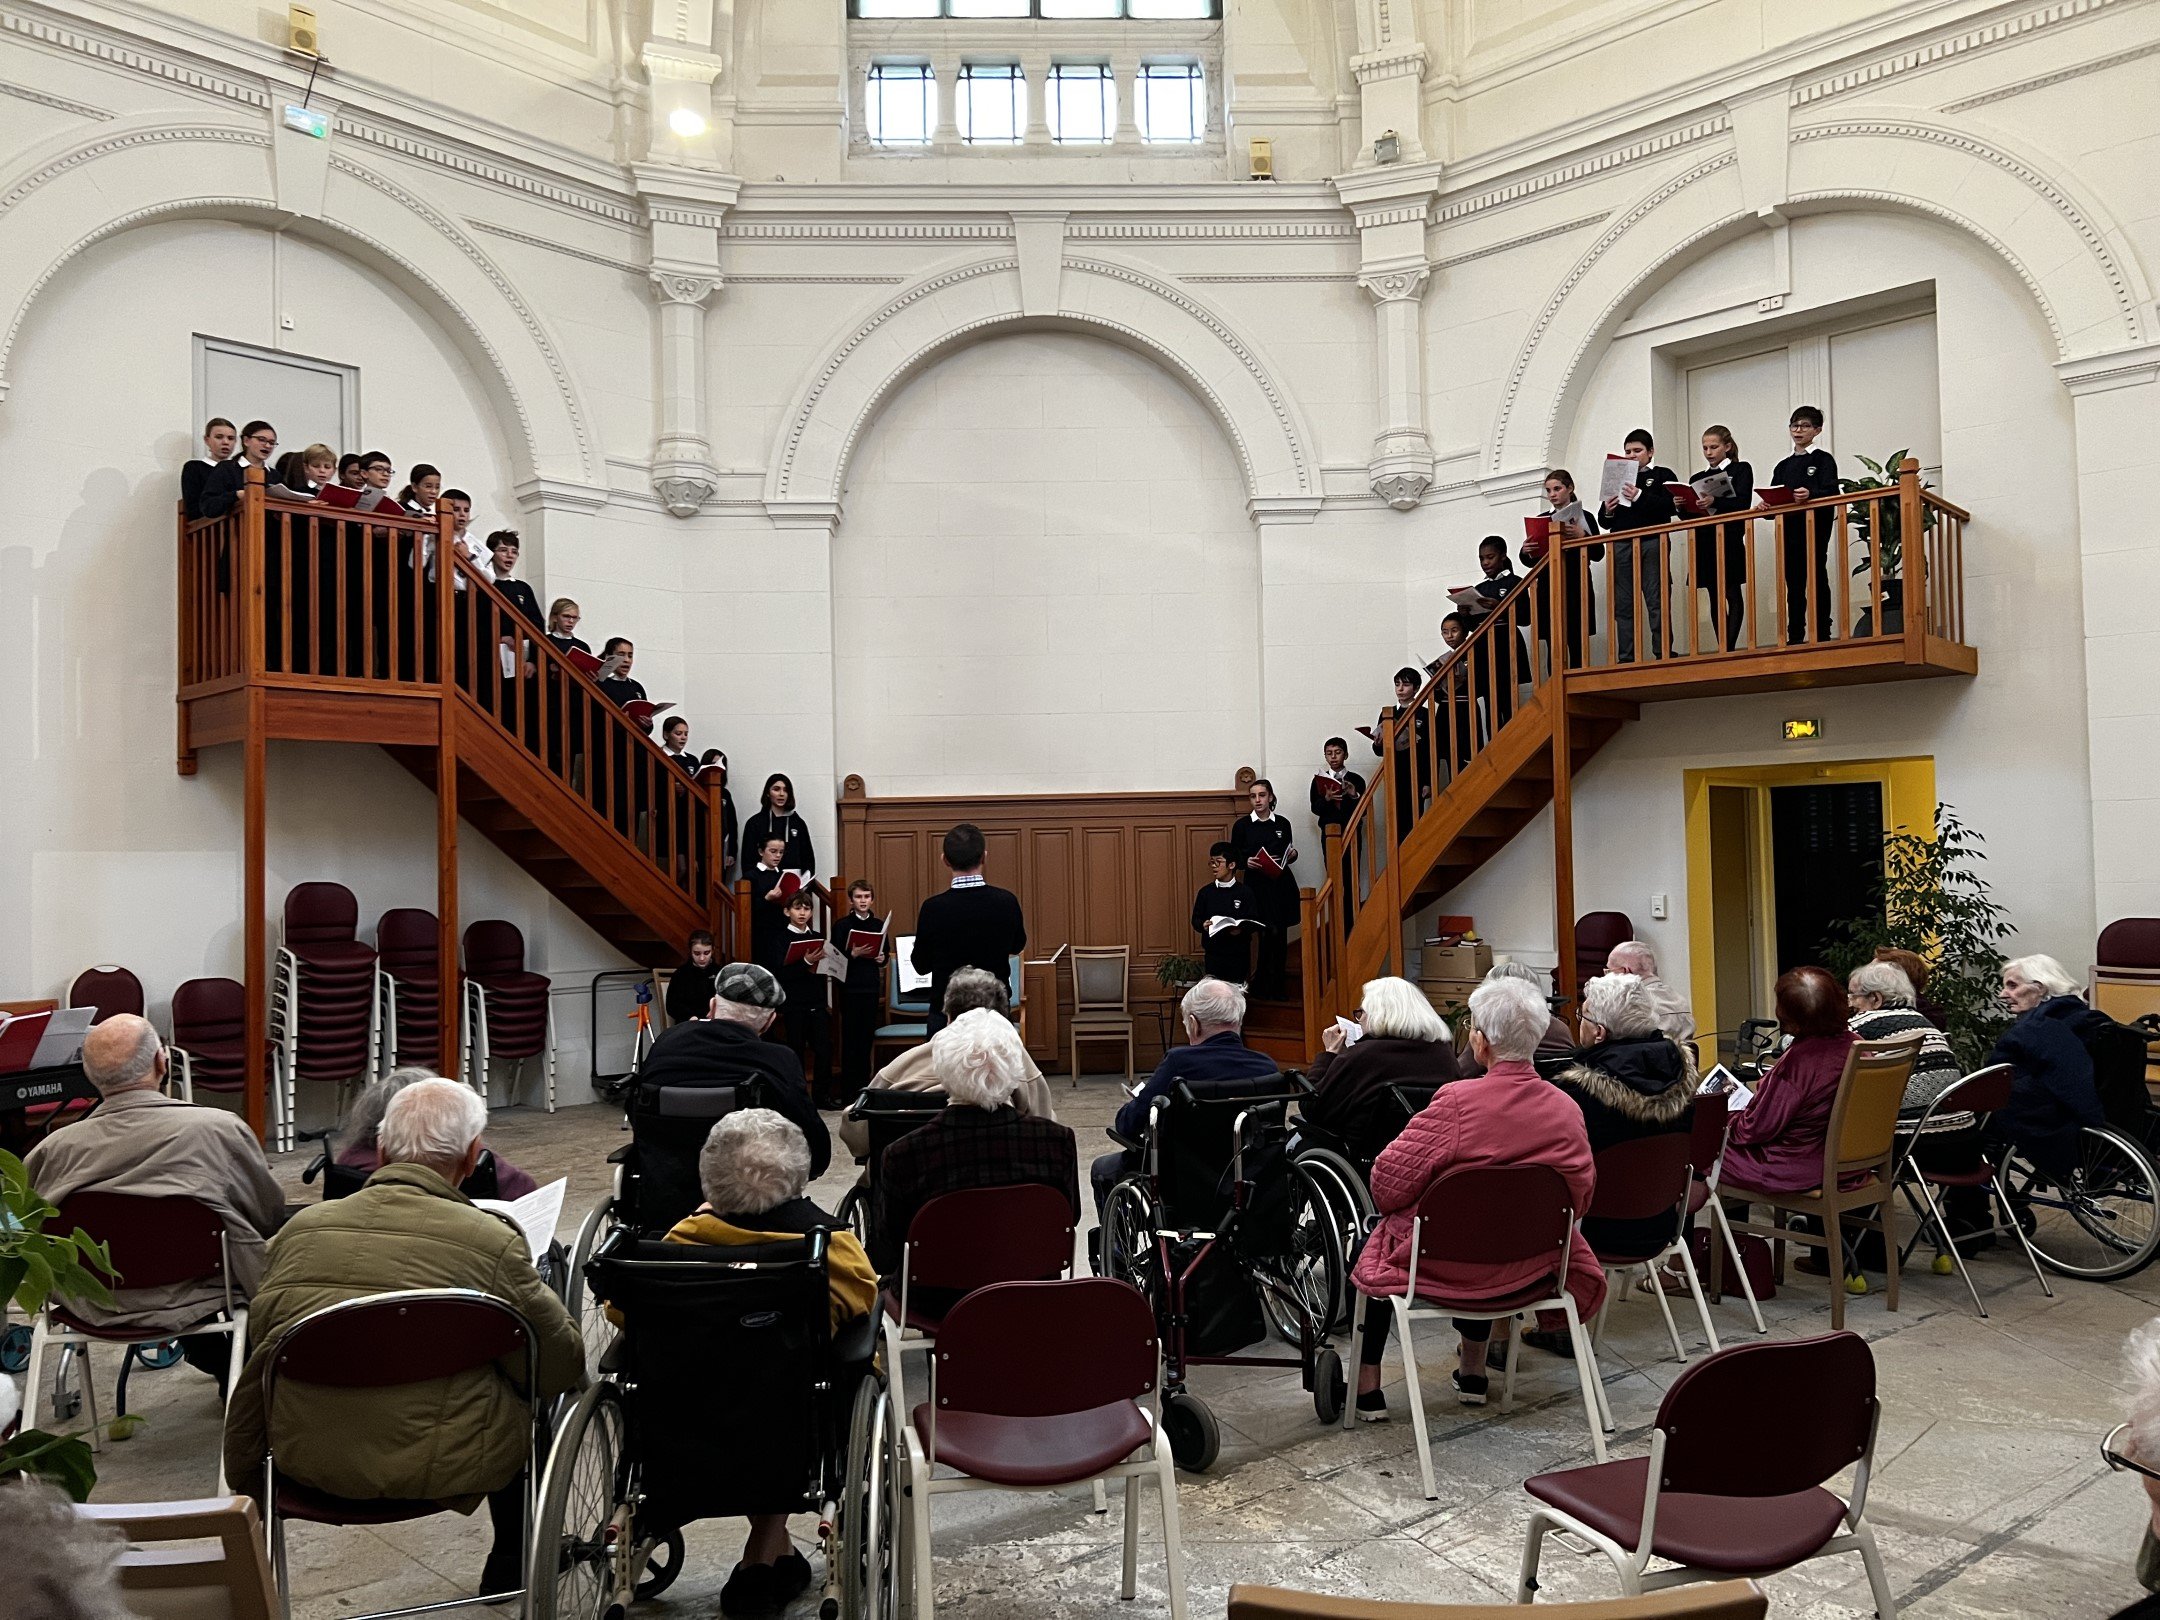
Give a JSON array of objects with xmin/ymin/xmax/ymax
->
[
  {"xmin": 1841, "ymin": 449, "xmax": 1935, "ymax": 636},
  {"xmin": 1155, "ymin": 954, "xmax": 1203, "ymax": 995},
  {"xmin": 1822, "ymin": 806, "xmax": 2012, "ymax": 1070},
  {"xmin": 1, "ymin": 1149, "xmax": 117, "ymax": 1500}
]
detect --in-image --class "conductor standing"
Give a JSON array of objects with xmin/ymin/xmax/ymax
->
[{"xmin": 911, "ymin": 823, "xmax": 1027, "ymax": 1038}]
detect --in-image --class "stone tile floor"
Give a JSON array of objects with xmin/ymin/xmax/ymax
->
[{"xmin": 66, "ymin": 1078, "xmax": 2158, "ymax": 1617}]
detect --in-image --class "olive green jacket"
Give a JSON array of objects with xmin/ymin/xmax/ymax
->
[{"xmin": 221, "ymin": 1163, "xmax": 583, "ymax": 1506}]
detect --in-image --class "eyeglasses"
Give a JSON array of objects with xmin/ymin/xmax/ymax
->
[{"xmin": 2104, "ymin": 1422, "xmax": 2160, "ymax": 1483}]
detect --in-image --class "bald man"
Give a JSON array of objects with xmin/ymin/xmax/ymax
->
[{"xmin": 26, "ymin": 1014, "xmax": 286, "ymax": 1387}]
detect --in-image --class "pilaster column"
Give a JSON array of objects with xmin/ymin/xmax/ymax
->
[
  {"xmin": 1335, "ymin": 165, "xmax": 1442, "ymax": 510},
  {"xmin": 634, "ymin": 169, "xmax": 743, "ymax": 518}
]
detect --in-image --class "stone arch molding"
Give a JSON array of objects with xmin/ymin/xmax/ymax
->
[
  {"xmin": 765, "ymin": 254, "xmax": 1317, "ymax": 508},
  {"xmin": 1489, "ymin": 112, "xmax": 2154, "ymax": 474},
  {"xmin": 0, "ymin": 110, "xmax": 600, "ymax": 489}
]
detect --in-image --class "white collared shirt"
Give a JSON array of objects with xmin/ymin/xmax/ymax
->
[{"xmin": 951, "ymin": 872, "xmax": 986, "ymax": 889}]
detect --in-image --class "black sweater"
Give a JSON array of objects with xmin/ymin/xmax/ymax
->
[
  {"xmin": 1192, "ymin": 880, "xmax": 1260, "ymax": 983},
  {"xmin": 1300, "ymin": 1035, "xmax": 1460, "ymax": 1166},
  {"xmin": 910, "ymin": 882, "xmax": 1027, "ymax": 1012},
  {"xmin": 743, "ymin": 807, "xmax": 816, "ymax": 875},
  {"xmin": 629, "ymin": 1017, "xmax": 830, "ymax": 1230},
  {"xmin": 664, "ymin": 957, "xmax": 719, "ymax": 1026}
]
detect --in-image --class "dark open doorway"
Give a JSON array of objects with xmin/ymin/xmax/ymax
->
[{"xmin": 1769, "ymin": 782, "xmax": 1885, "ymax": 972}]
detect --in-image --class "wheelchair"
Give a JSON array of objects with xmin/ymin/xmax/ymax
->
[
  {"xmin": 1290, "ymin": 1078, "xmax": 1448, "ymax": 1334},
  {"xmin": 832, "ymin": 1086, "xmax": 951, "ymax": 1253},
  {"xmin": 1097, "ymin": 1082, "xmax": 1347, "ymax": 1472},
  {"xmin": 530, "ymin": 1223, "xmax": 897, "ymax": 1620}
]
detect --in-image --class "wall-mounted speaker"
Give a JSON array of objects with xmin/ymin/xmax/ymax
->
[
  {"xmin": 288, "ymin": 4, "xmax": 320, "ymax": 58},
  {"xmin": 1248, "ymin": 137, "xmax": 1273, "ymax": 181}
]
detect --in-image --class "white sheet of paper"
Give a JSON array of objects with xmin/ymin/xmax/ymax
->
[
  {"xmin": 475, "ymin": 1177, "xmax": 567, "ymax": 1264},
  {"xmin": 1598, "ymin": 454, "xmax": 1639, "ymax": 505},
  {"xmin": 814, "ymin": 943, "xmax": 851, "ymax": 983},
  {"xmin": 893, "ymin": 934, "xmax": 933, "ymax": 995},
  {"xmin": 1692, "ymin": 470, "xmax": 1735, "ymax": 504},
  {"xmin": 1332, "ymin": 1015, "xmax": 1364, "ymax": 1048},
  {"xmin": 1696, "ymin": 1063, "xmax": 1754, "ymax": 1111}
]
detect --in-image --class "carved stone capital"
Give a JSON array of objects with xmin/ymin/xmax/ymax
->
[
  {"xmin": 653, "ymin": 473, "xmax": 717, "ymax": 518},
  {"xmin": 1370, "ymin": 430, "xmax": 1434, "ymax": 511},
  {"xmin": 650, "ymin": 271, "xmax": 720, "ymax": 307},
  {"xmin": 1350, "ymin": 45, "xmax": 1429, "ymax": 86},
  {"xmin": 1360, "ymin": 266, "xmax": 1430, "ymax": 304}
]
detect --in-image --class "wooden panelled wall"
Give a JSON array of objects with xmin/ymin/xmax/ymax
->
[{"xmin": 837, "ymin": 769, "xmax": 1259, "ymax": 1073}]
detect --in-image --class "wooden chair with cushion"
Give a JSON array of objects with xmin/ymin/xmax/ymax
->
[
  {"xmin": 1069, "ymin": 945, "xmax": 1136, "ymax": 1086},
  {"xmin": 1715, "ymin": 1034, "xmax": 1920, "ymax": 1330},
  {"xmin": 2093, "ymin": 917, "xmax": 2160, "ymax": 1092},
  {"xmin": 77, "ymin": 1496, "xmax": 278, "ymax": 1620},
  {"xmin": 1227, "ymin": 1579, "xmax": 1767, "ymax": 1619}
]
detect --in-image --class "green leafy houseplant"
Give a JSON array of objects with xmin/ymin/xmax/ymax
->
[
  {"xmin": 1, "ymin": 1148, "xmax": 118, "ymax": 1500},
  {"xmin": 1821, "ymin": 806, "xmax": 2012, "ymax": 1070},
  {"xmin": 1839, "ymin": 449, "xmax": 1937, "ymax": 635},
  {"xmin": 1155, "ymin": 953, "xmax": 1204, "ymax": 992}
]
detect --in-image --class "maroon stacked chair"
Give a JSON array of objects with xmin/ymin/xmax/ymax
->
[
  {"xmin": 374, "ymin": 908, "xmax": 443, "ymax": 1071},
  {"xmin": 273, "ymin": 883, "xmax": 381, "ymax": 1151},
  {"xmin": 1574, "ymin": 911, "xmax": 1636, "ymax": 990},
  {"xmin": 169, "ymin": 977, "xmax": 264, "ymax": 1122},
  {"xmin": 68, "ymin": 966, "xmax": 145, "ymax": 1025},
  {"xmin": 461, "ymin": 919, "xmax": 555, "ymax": 1112}
]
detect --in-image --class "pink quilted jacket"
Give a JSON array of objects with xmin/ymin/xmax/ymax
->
[{"xmin": 1350, "ymin": 1059, "xmax": 1607, "ymax": 1322}]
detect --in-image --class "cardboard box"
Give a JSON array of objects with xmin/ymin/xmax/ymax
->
[
  {"xmin": 1419, "ymin": 979, "xmax": 1482, "ymax": 1018},
  {"xmin": 1419, "ymin": 939, "xmax": 1493, "ymax": 982}
]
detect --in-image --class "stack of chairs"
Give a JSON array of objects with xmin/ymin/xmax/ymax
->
[
  {"xmin": 168, "ymin": 978, "xmax": 263, "ymax": 1122},
  {"xmin": 374, "ymin": 908, "xmax": 443, "ymax": 1073},
  {"xmin": 461, "ymin": 919, "xmax": 556, "ymax": 1112},
  {"xmin": 270, "ymin": 882, "xmax": 381, "ymax": 1150}
]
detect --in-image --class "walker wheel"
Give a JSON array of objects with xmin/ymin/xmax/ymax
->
[
  {"xmin": 1312, "ymin": 1346, "xmax": 1345, "ymax": 1426},
  {"xmin": 1162, "ymin": 1391, "xmax": 1220, "ymax": 1472}
]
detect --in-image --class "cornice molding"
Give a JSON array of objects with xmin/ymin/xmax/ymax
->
[
  {"xmin": 1433, "ymin": 114, "xmax": 1729, "ymax": 225},
  {"xmin": 1179, "ymin": 272, "xmax": 1358, "ymax": 284},
  {"xmin": 0, "ymin": 76, "xmax": 110, "ymax": 119},
  {"xmin": 1070, "ymin": 220, "xmax": 1356, "ymax": 240},
  {"xmin": 2056, "ymin": 340, "xmax": 2160, "ymax": 395},
  {"xmin": 514, "ymin": 476, "xmax": 612, "ymax": 514},
  {"xmin": 722, "ymin": 221, "xmax": 1013, "ymax": 240},
  {"xmin": 0, "ymin": 8, "xmax": 263, "ymax": 108},
  {"xmin": 334, "ymin": 114, "xmax": 640, "ymax": 226},
  {"xmin": 0, "ymin": 122, "xmax": 267, "ymax": 216},
  {"xmin": 1938, "ymin": 34, "xmax": 2160, "ymax": 111},
  {"xmin": 1793, "ymin": 0, "xmax": 2122, "ymax": 104},
  {"xmin": 468, "ymin": 219, "xmax": 645, "ymax": 275},
  {"xmin": 1431, "ymin": 211, "xmax": 1609, "ymax": 271}
]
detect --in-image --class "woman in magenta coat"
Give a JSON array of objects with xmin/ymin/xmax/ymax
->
[
  {"xmin": 1720, "ymin": 967, "xmax": 1858, "ymax": 1194},
  {"xmin": 1348, "ymin": 975, "xmax": 1605, "ymax": 1417}
]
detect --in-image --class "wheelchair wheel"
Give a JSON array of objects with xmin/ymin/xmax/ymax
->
[
  {"xmin": 1295, "ymin": 1147, "xmax": 1373, "ymax": 1335},
  {"xmin": 563, "ymin": 1199, "xmax": 620, "ymax": 1367},
  {"xmin": 836, "ymin": 1184, "xmax": 869, "ymax": 1247},
  {"xmin": 836, "ymin": 1373, "xmax": 899, "ymax": 1620},
  {"xmin": 1101, "ymin": 1180, "xmax": 1160, "ymax": 1297},
  {"xmin": 1260, "ymin": 1164, "xmax": 1345, "ymax": 1348},
  {"xmin": 1312, "ymin": 1346, "xmax": 1345, "ymax": 1426},
  {"xmin": 530, "ymin": 1381, "xmax": 630, "ymax": 1620},
  {"xmin": 2, "ymin": 1324, "xmax": 32, "ymax": 1374},
  {"xmin": 2003, "ymin": 1125, "xmax": 2160, "ymax": 1280},
  {"xmin": 1161, "ymin": 1391, "xmax": 1219, "ymax": 1473}
]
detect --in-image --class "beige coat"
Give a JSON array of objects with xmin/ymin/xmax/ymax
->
[
  {"xmin": 25, "ymin": 1088, "xmax": 287, "ymax": 1333},
  {"xmin": 838, "ymin": 1040, "xmax": 1059, "ymax": 1158}
]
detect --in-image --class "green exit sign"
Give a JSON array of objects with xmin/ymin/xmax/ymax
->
[{"xmin": 282, "ymin": 104, "xmax": 329, "ymax": 139}]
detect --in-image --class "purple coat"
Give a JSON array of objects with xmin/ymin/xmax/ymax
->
[{"xmin": 1721, "ymin": 1032, "xmax": 1856, "ymax": 1193}]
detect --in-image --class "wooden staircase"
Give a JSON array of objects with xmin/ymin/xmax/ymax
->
[
  {"xmin": 1298, "ymin": 460, "xmax": 1980, "ymax": 1055},
  {"xmin": 175, "ymin": 471, "xmax": 734, "ymax": 1131}
]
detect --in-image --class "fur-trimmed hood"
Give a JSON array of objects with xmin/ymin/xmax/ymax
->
[{"xmin": 1553, "ymin": 1036, "xmax": 1696, "ymax": 1124}]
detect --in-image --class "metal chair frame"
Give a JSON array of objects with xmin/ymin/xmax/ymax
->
[{"xmin": 1889, "ymin": 1063, "xmax": 2053, "ymax": 1317}]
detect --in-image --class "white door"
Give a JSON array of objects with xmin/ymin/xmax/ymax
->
[{"xmin": 194, "ymin": 337, "xmax": 355, "ymax": 459}]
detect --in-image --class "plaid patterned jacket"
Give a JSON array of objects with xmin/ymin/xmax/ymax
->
[{"xmin": 870, "ymin": 1104, "xmax": 1079, "ymax": 1276}]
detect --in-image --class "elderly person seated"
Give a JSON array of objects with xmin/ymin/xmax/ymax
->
[
  {"xmin": 1606, "ymin": 940, "xmax": 1696, "ymax": 1044},
  {"xmin": 1347, "ymin": 977, "xmax": 1604, "ymax": 1419},
  {"xmin": 222, "ymin": 1080, "xmax": 583, "ymax": 1598},
  {"xmin": 665, "ymin": 1108, "xmax": 875, "ymax": 1615},
  {"xmin": 839, "ymin": 965, "xmax": 1057, "ymax": 1163},
  {"xmin": 334, "ymin": 1066, "xmax": 540, "ymax": 1198},
  {"xmin": 1553, "ymin": 972, "xmax": 1694, "ymax": 1262},
  {"xmin": 1991, "ymin": 954, "xmax": 2107, "ymax": 1180},
  {"xmin": 630, "ymin": 961, "xmax": 830, "ymax": 1232},
  {"xmin": 1454, "ymin": 959, "xmax": 1575, "ymax": 1075},
  {"xmin": 1301, "ymin": 975, "xmax": 1458, "ymax": 1166},
  {"xmin": 869, "ymin": 1009, "xmax": 1080, "ymax": 1288},
  {"xmin": 27, "ymin": 1014, "xmax": 285, "ymax": 1392},
  {"xmin": 1090, "ymin": 977, "xmax": 1282, "ymax": 1218},
  {"xmin": 1847, "ymin": 959, "xmax": 1976, "ymax": 1272}
]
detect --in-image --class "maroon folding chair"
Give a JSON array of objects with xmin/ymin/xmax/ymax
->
[
  {"xmin": 461, "ymin": 920, "xmax": 556, "ymax": 1112},
  {"xmin": 170, "ymin": 977, "xmax": 255, "ymax": 1101},
  {"xmin": 901, "ymin": 1276, "xmax": 1185, "ymax": 1619},
  {"xmin": 374, "ymin": 908, "xmax": 442, "ymax": 1070},
  {"xmin": 273, "ymin": 882, "xmax": 381, "ymax": 1149},
  {"xmin": 1342, "ymin": 1163, "xmax": 1609, "ymax": 1497},
  {"xmin": 1892, "ymin": 1063, "xmax": 2052, "ymax": 1316},
  {"xmin": 261, "ymin": 1288, "xmax": 539, "ymax": 1620},
  {"xmin": 1575, "ymin": 912, "xmax": 1636, "ymax": 990},
  {"xmin": 881, "ymin": 1182, "xmax": 1076, "ymax": 1418},
  {"xmin": 69, "ymin": 965, "xmax": 145, "ymax": 1025},
  {"xmin": 1689, "ymin": 1092, "xmax": 1767, "ymax": 1335},
  {"xmin": 1518, "ymin": 1331, "xmax": 1895, "ymax": 1618},
  {"xmin": 1586, "ymin": 1133, "xmax": 1720, "ymax": 1364},
  {"xmin": 22, "ymin": 1193, "xmax": 246, "ymax": 1491}
]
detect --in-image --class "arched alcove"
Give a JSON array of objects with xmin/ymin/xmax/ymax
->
[{"xmin": 832, "ymin": 329, "xmax": 1262, "ymax": 794}]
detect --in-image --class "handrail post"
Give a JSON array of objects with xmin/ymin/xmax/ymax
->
[
  {"xmin": 176, "ymin": 501, "xmax": 197, "ymax": 777},
  {"xmin": 704, "ymin": 776, "xmax": 727, "ymax": 939},
  {"xmin": 1550, "ymin": 626, "xmax": 1578, "ymax": 1013},
  {"xmin": 1897, "ymin": 457, "xmax": 1926, "ymax": 660},
  {"xmin": 435, "ymin": 511, "xmax": 460, "ymax": 1080},
  {"xmin": 241, "ymin": 466, "xmax": 266, "ymax": 681},
  {"xmin": 731, "ymin": 878, "xmax": 752, "ymax": 967},
  {"xmin": 1298, "ymin": 883, "xmax": 1320, "ymax": 1057}
]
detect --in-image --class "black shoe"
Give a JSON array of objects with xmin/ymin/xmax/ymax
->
[
  {"xmin": 477, "ymin": 1550, "xmax": 523, "ymax": 1600},
  {"xmin": 1355, "ymin": 1389, "xmax": 1389, "ymax": 1423},
  {"xmin": 1451, "ymin": 1369, "xmax": 1488, "ymax": 1406},
  {"xmin": 773, "ymin": 1550, "xmax": 813, "ymax": 1604},
  {"xmin": 1521, "ymin": 1328, "xmax": 1576, "ymax": 1360},
  {"xmin": 720, "ymin": 1562, "xmax": 781, "ymax": 1618},
  {"xmin": 1087, "ymin": 1228, "xmax": 1104, "ymax": 1276}
]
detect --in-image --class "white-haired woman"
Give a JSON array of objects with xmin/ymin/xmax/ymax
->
[
  {"xmin": 1552, "ymin": 973, "xmax": 1694, "ymax": 1270},
  {"xmin": 2109, "ymin": 1318, "xmax": 2160, "ymax": 1611},
  {"xmin": 667, "ymin": 1107, "xmax": 876, "ymax": 1617},
  {"xmin": 869, "ymin": 1008, "xmax": 1079, "ymax": 1292},
  {"xmin": 1846, "ymin": 959, "xmax": 1978, "ymax": 1275},
  {"xmin": 1347, "ymin": 976, "xmax": 1604, "ymax": 1418},
  {"xmin": 333, "ymin": 1066, "xmax": 540, "ymax": 1199},
  {"xmin": 1990, "ymin": 954, "xmax": 2107, "ymax": 1179},
  {"xmin": 1302, "ymin": 976, "xmax": 1459, "ymax": 1165},
  {"xmin": 1455, "ymin": 959, "xmax": 1575, "ymax": 1075}
]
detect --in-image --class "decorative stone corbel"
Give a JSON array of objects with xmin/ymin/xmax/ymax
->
[
  {"xmin": 1337, "ymin": 164, "xmax": 1443, "ymax": 510},
  {"xmin": 635, "ymin": 168, "xmax": 742, "ymax": 519}
]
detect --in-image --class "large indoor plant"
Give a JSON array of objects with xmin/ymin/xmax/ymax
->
[
  {"xmin": 1821, "ymin": 805, "xmax": 2012, "ymax": 1069},
  {"xmin": 1, "ymin": 1149, "xmax": 117, "ymax": 1499},
  {"xmin": 1841, "ymin": 449, "xmax": 1936, "ymax": 636}
]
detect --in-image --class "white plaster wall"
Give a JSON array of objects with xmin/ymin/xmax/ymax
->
[
  {"xmin": 831, "ymin": 330, "xmax": 1263, "ymax": 795},
  {"xmin": 0, "ymin": 218, "xmax": 627, "ymax": 1097},
  {"xmin": 1433, "ymin": 209, "xmax": 2095, "ymax": 984}
]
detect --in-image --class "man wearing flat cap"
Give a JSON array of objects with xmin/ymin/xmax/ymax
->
[{"xmin": 626, "ymin": 961, "xmax": 832, "ymax": 1232}]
